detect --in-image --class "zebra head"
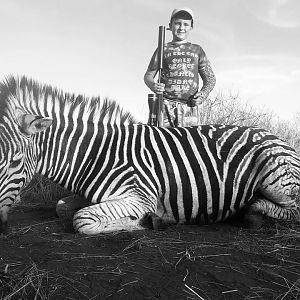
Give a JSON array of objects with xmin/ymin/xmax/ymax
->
[{"xmin": 0, "ymin": 105, "xmax": 52, "ymax": 234}]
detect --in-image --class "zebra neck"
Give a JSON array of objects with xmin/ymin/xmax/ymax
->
[{"xmin": 35, "ymin": 123, "xmax": 132, "ymax": 194}]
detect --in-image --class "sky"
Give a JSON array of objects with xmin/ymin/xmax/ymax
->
[{"xmin": 0, "ymin": 0, "xmax": 299, "ymax": 122}]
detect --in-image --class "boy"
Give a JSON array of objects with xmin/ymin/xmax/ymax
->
[{"xmin": 144, "ymin": 8, "xmax": 216, "ymax": 127}]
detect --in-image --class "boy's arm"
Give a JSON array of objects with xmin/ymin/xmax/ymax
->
[
  {"xmin": 144, "ymin": 50, "xmax": 165, "ymax": 94},
  {"xmin": 144, "ymin": 70, "xmax": 165, "ymax": 94},
  {"xmin": 197, "ymin": 62, "xmax": 216, "ymax": 101},
  {"xmin": 144, "ymin": 50, "xmax": 158, "ymax": 93},
  {"xmin": 144, "ymin": 69, "xmax": 157, "ymax": 93}
]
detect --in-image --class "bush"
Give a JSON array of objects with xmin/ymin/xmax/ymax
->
[
  {"xmin": 19, "ymin": 175, "xmax": 72, "ymax": 206},
  {"xmin": 200, "ymin": 92, "xmax": 300, "ymax": 153}
]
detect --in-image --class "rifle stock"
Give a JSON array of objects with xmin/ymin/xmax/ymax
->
[{"xmin": 147, "ymin": 93, "xmax": 158, "ymax": 125}]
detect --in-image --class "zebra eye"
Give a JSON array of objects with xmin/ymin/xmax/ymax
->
[
  {"xmin": 9, "ymin": 152, "xmax": 24, "ymax": 169},
  {"xmin": 0, "ymin": 152, "xmax": 24, "ymax": 176}
]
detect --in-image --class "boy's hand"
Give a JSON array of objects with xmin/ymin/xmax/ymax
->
[
  {"xmin": 153, "ymin": 83, "xmax": 165, "ymax": 94},
  {"xmin": 187, "ymin": 96, "xmax": 197, "ymax": 107},
  {"xmin": 194, "ymin": 91, "xmax": 207, "ymax": 105}
]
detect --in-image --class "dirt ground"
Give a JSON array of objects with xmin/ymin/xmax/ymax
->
[{"xmin": 1, "ymin": 180, "xmax": 300, "ymax": 300}]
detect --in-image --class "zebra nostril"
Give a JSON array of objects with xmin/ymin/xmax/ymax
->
[
  {"xmin": 0, "ymin": 220, "xmax": 8, "ymax": 235},
  {"xmin": 0, "ymin": 209, "xmax": 9, "ymax": 235}
]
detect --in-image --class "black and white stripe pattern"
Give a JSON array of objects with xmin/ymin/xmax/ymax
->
[{"xmin": 0, "ymin": 76, "xmax": 299, "ymax": 235}]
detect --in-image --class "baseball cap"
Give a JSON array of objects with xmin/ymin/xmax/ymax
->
[{"xmin": 170, "ymin": 8, "xmax": 194, "ymax": 22}]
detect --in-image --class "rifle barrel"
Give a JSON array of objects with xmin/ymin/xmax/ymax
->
[
  {"xmin": 157, "ymin": 26, "xmax": 165, "ymax": 73},
  {"xmin": 157, "ymin": 25, "xmax": 165, "ymax": 127}
]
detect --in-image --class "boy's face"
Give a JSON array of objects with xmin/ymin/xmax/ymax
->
[{"xmin": 170, "ymin": 18, "xmax": 193, "ymax": 42}]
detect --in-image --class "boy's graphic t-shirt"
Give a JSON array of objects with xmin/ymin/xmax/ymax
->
[{"xmin": 148, "ymin": 42, "xmax": 209, "ymax": 101}]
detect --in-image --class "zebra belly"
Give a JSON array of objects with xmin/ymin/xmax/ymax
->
[{"xmin": 159, "ymin": 192, "xmax": 245, "ymax": 226}]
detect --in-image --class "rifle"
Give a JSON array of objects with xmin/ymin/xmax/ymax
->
[{"xmin": 147, "ymin": 26, "xmax": 165, "ymax": 127}]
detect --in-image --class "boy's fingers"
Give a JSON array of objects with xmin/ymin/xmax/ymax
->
[
  {"xmin": 196, "ymin": 98, "xmax": 205, "ymax": 105},
  {"xmin": 155, "ymin": 84, "xmax": 165, "ymax": 93},
  {"xmin": 193, "ymin": 92, "xmax": 200, "ymax": 99}
]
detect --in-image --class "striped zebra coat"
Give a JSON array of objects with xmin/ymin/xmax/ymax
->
[{"xmin": 0, "ymin": 76, "xmax": 299, "ymax": 235}]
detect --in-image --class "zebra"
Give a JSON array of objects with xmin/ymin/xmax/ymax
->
[{"xmin": 0, "ymin": 75, "xmax": 299, "ymax": 235}]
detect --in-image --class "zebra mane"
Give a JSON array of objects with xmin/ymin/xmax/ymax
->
[{"xmin": 0, "ymin": 75, "xmax": 137, "ymax": 125}]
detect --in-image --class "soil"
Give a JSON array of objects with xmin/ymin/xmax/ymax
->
[{"xmin": 1, "ymin": 202, "xmax": 300, "ymax": 300}]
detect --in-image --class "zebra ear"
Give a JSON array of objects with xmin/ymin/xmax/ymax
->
[{"xmin": 15, "ymin": 108, "xmax": 53, "ymax": 135}]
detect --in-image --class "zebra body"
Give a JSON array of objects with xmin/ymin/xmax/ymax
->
[{"xmin": 0, "ymin": 76, "xmax": 299, "ymax": 235}]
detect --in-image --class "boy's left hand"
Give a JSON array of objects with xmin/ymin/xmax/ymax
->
[{"xmin": 194, "ymin": 91, "xmax": 207, "ymax": 105}]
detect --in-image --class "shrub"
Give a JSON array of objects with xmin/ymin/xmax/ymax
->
[{"xmin": 200, "ymin": 92, "xmax": 300, "ymax": 153}]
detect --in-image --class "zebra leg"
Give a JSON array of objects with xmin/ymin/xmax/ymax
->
[
  {"xmin": 246, "ymin": 198, "xmax": 300, "ymax": 223},
  {"xmin": 243, "ymin": 188, "xmax": 300, "ymax": 229},
  {"xmin": 56, "ymin": 195, "xmax": 89, "ymax": 220},
  {"xmin": 73, "ymin": 194, "xmax": 157, "ymax": 235},
  {"xmin": 244, "ymin": 161, "xmax": 300, "ymax": 227}
]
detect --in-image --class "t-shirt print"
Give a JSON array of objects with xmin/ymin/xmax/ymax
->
[{"xmin": 161, "ymin": 42, "xmax": 208, "ymax": 101}]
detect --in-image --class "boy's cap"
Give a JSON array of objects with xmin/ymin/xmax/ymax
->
[{"xmin": 170, "ymin": 8, "xmax": 194, "ymax": 21}]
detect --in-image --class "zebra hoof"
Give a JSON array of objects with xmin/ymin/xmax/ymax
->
[
  {"xmin": 140, "ymin": 212, "xmax": 167, "ymax": 231},
  {"xmin": 243, "ymin": 212, "xmax": 263, "ymax": 229},
  {"xmin": 56, "ymin": 200, "xmax": 76, "ymax": 220},
  {"xmin": 292, "ymin": 208, "xmax": 300, "ymax": 223}
]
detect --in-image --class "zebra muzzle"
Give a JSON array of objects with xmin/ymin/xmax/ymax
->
[{"xmin": 0, "ymin": 211, "xmax": 8, "ymax": 235}]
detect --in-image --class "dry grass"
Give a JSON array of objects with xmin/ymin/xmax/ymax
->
[
  {"xmin": 0, "ymin": 260, "xmax": 94, "ymax": 300},
  {"xmin": 19, "ymin": 175, "xmax": 71, "ymax": 206},
  {"xmin": 0, "ymin": 262, "xmax": 51, "ymax": 300},
  {"xmin": 1, "ymin": 220, "xmax": 300, "ymax": 299}
]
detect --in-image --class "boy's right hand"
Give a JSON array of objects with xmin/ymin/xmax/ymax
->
[{"xmin": 152, "ymin": 83, "xmax": 165, "ymax": 94}]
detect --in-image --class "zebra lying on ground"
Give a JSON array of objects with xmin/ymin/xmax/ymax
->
[{"xmin": 0, "ymin": 75, "xmax": 299, "ymax": 235}]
